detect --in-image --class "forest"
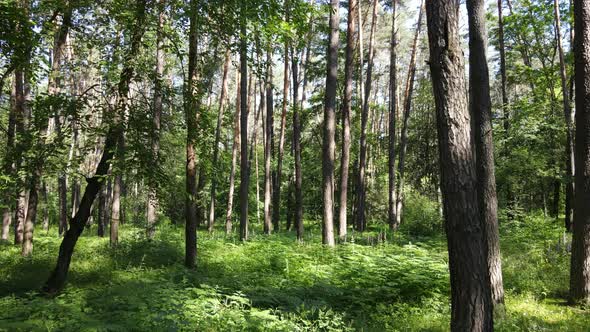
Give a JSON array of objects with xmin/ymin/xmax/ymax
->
[{"xmin": 1, "ymin": 0, "xmax": 590, "ymax": 330}]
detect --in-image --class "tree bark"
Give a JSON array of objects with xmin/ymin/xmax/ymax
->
[
  {"xmin": 425, "ymin": 0, "xmax": 493, "ymax": 329},
  {"xmin": 264, "ymin": 50, "xmax": 274, "ymax": 235},
  {"xmin": 569, "ymin": 0, "xmax": 590, "ymax": 304},
  {"xmin": 322, "ymin": 0, "xmax": 339, "ymax": 247},
  {"xmin": 292, "ymin": 51, "xmax": 303, "ymax": 241},
  {"xmin": 339, "ymin": 0, "xmax": 357, "ymax": 240},
  {"xmin": 388, "ymin": 0, "xmax": 398, "ymax": 231},
  {"xmin": 1, "ymin": 70, "xmax": 17, "ymax": 241},
  {"xmin": 355, "ymin": 0, "xmax": 378, "ymax": 232},
  {"xmin": 147, "ymin": 0, "xmax": 166, "ymax": 238},
  {"xmin": 226, "ymin": 68, "xmax": 241, "ymax": 235},
  {"xmin": 184, "ymin": 0, "xmax": 199, "ymax": 268},
  {"xmin": 467, "ymin": 0, "xmax": 505, "ymax": 308},
  {"xmin": 238, "ymin": 16, "xmax": 250, "ymax": 242},
  {"xmin": 208, "ymin": 49, "xmax": 231, "ymax": 232},
  {"xmin": 395, "ymin": 2, "xmax": 423, "ymax": 228}
]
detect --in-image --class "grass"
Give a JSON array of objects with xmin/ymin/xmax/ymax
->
[{"xmin": 0, "ymin": 213, "xmax": 589, "ymax": 331}]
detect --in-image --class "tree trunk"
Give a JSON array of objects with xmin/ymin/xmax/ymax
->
[
  {"xmin": 569, "ymin": 0, "xmax": 590, "ymax": 304},
  {"xmin": 395, "ymin": 2, "xmax": 423, "ymax": 229},
  {"xmin": 292, "ymin": 51, "xmax": 303, "ymax": 241},
  {"xmin": 467, "ymin": 0, "xmax": 505, "ymax": 308},
  {"xmin": 238, "ymin": 17, "xmax": 250, "ymax": 242},
  {"xmin": 42, "ymin": 0, "xmax": 147, "ymax": 294},
  {"xmin": 554, "ymin": 0, "xmax": 575, "ymax": 232},
  {"xmin": 355, "ymin": 0, "xmax": 377, "ymax": 232},
  {"xmin": 208, "ymin": 49, "xmax": 231, "ymax": 232},
  {"xmin": 147, "ymin": 0, "xmax": 165, "ymax": 238},
  {"xmin": 322, "ymin": 0, "xmax": 339, "ymax": 247},
  {"xmin": 338, "ymin": 0, "xmax": 357, "ymax": 241},
  {"xmin": 388, "ymin": 0, "xmax": 398, "ymax": 231},
  {"xmin": 184, "ymin": 0, "xmax": 199, "ymax": 268},
  {"xmin": 425, "ymin": 0, "xmax": 493, "ymax": 329},
  {"xmin": 226, "ymin": 68, "xmax": 241, "ymax": 235},
  {"xmin": 110, "ymin": 175, "xmax": 122, "ymax": 246},
  {"xmin": 1, "ymin": 70, "xmax": 17, "ymax": 241},
  {"xmin": 264, "ymin": 50, "xmax": 274, "ymax": 235}
]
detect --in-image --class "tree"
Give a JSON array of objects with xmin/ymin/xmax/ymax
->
[
  {"xmin": 292, "ymin": 47, "xmax": 303, "ymax": 241},
  {"xmin": 338, "ymin": 0, "xmax": 357, "ymax": 240},
  {"xmin": 322, "ymin": 0, "xmax": 339, "ymax": 247},
  {"xmin": 264, "ymin": 49, "xmax": 274, "ymax": 235},
  {"xmin": 43, "ymin": 0, "xmax": 148, "ymax": 294},
  {"xmin": 467, "ymin": 0, "xmax": 505, "ymax": 308},
  {"xmin": 388, "ymin": 0, "xmax": 398, "ymax": 231},
  {"xmin": 425, "ymin": 0, "xmax": 493, "ymax": 329},
  {"xmin": 238, "ymin": 11, "xmax": 250, "ymax": 241},
  {"xmin": 226, "ymin": 68, "xmax": 240, "ymax": 235},
  {"xmin": 569, "ymin": 0, "xmax": 590, "ymax": 304}
]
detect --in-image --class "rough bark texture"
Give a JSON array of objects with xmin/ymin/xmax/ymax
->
[
  {"xmin": 238, "ymin": 20, "xmax": 249, "ymax": 241},
  {"xmin": 1, "ymin": 70, "xmax": 17, "ymax": 241},
  {"xmin": 43, "ymin": 0, "xmax": 147, "ymax": 294},
  {"xmin": 147, "ymin": 0, "xmax": 165, "ymax": 238},
  {"xmin": 467, "ymin": 0, "xmax": 505, "ymax": 308},
  {"xmin": 208, "ymin": 49, "xmax": 231, "ymax": 232},
  {"xmin": 570, "ymin": 0, "xmax": 590, "ymax": 304},
  {"xmin": 388, "ymin": 0, "xmax": 398, "ymax": 231},
  {"xmin": 322, "ymin": 0, "xmax": 339, "ymax": 247},
  {"xmin": 110, "ymin": 175, "xmax": 121, "ymax": 246},
  {"xmin": 425, "ymin": 0, "xmax": 493, "ymax": 330},
  {"xmin": 264, "ymin": 50, "xmax": 274, "ymax": 235},
  {"xmin": 339, "ymin": 0, "xmax": 357, "ymax": 240},
  {"xmin": 184, "ymin": 0, "xmax": 199, "ymax": 268},
  {"xmin": 355, "ymin": 0, "xmax": 377, "ymax": 233}
]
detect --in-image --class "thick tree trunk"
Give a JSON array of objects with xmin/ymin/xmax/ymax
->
[
  {"xmin": 110, "ymin": 175, "xmax": 122, "ymax": 246},
  {"xmin": 355, "ymin": 0, "xmax": 377, "ymax": 232},
  {"xmin": 395, "ymin": 2, "xmax": 423, "ymax": 228},
  {"xmin": 425, "ymin": 0, "xmax": 493, "ymax": 329},
  {"xmin": 238, "ymin": 18, "xmax": 250, "ymax": 242},
  {"xmin": 554, "ymin": 0, "xmax": 575, "ymax": 232},
  {"xmin": 264, "ymin": 50, "xmax": 274, "ymax": 235},
  {"xmin": 226, "ymin": 67, "xmax": 241, "ymax": 235},
  {"xmin": 388, "ymin": 0, "xmax": 398, "ymax": 231},
  {"xmin": 208, "ymin": 49, "xmax": 231, "ymax": 232},
  {"xmin": 184, "ymin": 0, "xmax": 199, "ymax": 268},
  {"xmin": 467, "ymin": 0, "xmax": 505, "ymax": 308},
  {"xmin": 147, "ymin": 0, "xmax": 165, "ymax": 238},
  {"xmin": 292, "ymin": 52, "xmax": 303, "ymax": 241},
  {"xmin": 42, "ymin": 0, "xmax": 147, "ymax": 294},
  {"xmin": 569, "ymin": 0, "xmax": 590, "ymax": 304},
  {"xmin": 338, "ymin": 0, "xmax": 357, "ymax": 241},
  {"xmin": 322, "ymin": 0, "xmax": 339, "ymax": 247}
]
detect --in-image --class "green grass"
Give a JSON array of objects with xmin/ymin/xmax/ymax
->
[{"xmin": 0, "ymin": 214, "xmax": 589, "ymax": 331}]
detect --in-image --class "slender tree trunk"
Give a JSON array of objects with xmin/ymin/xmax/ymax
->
[
  {"xmin": 292, "ymin": 51, "xmax": 303, "ymax": 241},
  {"xmin": 569, "ymin": 0, "xmax": 590, "ymax": 304},
  {"xmin": 322, "ymin": 0, "xmax": 339, "ymax": 247},
  {"xmin": 395, "ymin": 2, "xmax": 423, "ymax": 228},
  {"xmin": 264, "ymin": 50, "xmax": 274, "ymax": 235},
  {"xmin": 43, "ymin": 0, "xmax": 147, "ymax": 294},
  {"xmin": 554, "ymin": 0, "xmax": 575, "ymax": 232},
  {"xmin": 226, "ymin": 67, "xmax": 241, "ymax": 235},
  {"xmin": 388, "ymin": 0, "xmax": 398, "ymax": 231},
  {"xmin": 238, "ymin": 17, "xmax": 250, "ymax": 242},
  {"xmin": 355, "ymin": 0, "xmax": 378, "ymax": 232},
  {"xmin": 41, "ymin": 182, "xmax": 49, "ymax": 232},
  {"xmin": 339, "ymin": 0, "xmax": 357, "ymax": 241},
  {"xmin": 467, "ymin": 0, "xmax": 505, "ymax": 308},
  {"xmin": 147, "ymin": 0, "xmax": 165, "ymax": 238},
  {"xmin": 185, "ymin": 0, "xmax": 199, "ymax": 268},
  {"xmin": 1, "ymin": 70, "xmax": 17, "ymax": 241},
  {"xmin": 110, "ymin": 175, "xmax": 121, "ymax": 246},
  {"xmin": 425, "ymin": 0, "xmax": 493, "ymax": 329},
  {"xmin": 208, "ymin": 49, "xmax": 231, "ymax": 232}
]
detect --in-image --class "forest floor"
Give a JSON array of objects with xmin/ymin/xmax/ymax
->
[{"xmin": 0, "ymin": 214, "xmax": 589, "ymax": 331}]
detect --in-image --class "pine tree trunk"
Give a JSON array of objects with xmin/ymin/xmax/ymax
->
[
  {"xmin": 238, "ymin": 17, "xmax": 250, "ymax": 242},
  {"xmin": 355, "ymin": 0, "xmax": 378, "ymax": 232},
  {"xmin": 208, "ymin": 49, "xmax": 231, "ymax": 232},
  {"xmin": 292, "ymin": 51, "xmax": 303, "ymax": 241},
  {"xmin": 322, "ymin": 0, "xmax": 339, "ymax": 247},
  {"xmin": 395, "ymin": 2, "xmax": 423, "ymax": 228},
  {"xmin": 338, "ymin": 0, "xmax": 357, "ymax": 241},
  {"xmin": 569, "ymin": 0, "xmax": 590, "ymax": 304},
  {"xmin": 388, "ymin": 0, "xmax": 398, "ymax": 231},
  {"xmin": 264, "ymin": 50, "xmax": 274, "ymax": 235},
  {"xmin": 425, "ymin": 0, "xmax": 493, "ymax": 329},
  {"xmin": 467, "ymin": 0, "xmax": 505, "ymax": 308},
  {"xmin": 1, "ymin": 71, "xmax": 17, "ymax": 241},
  {"xmin": 226, "ymin": 67, "xmax": 241, "ymax": 235}
]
